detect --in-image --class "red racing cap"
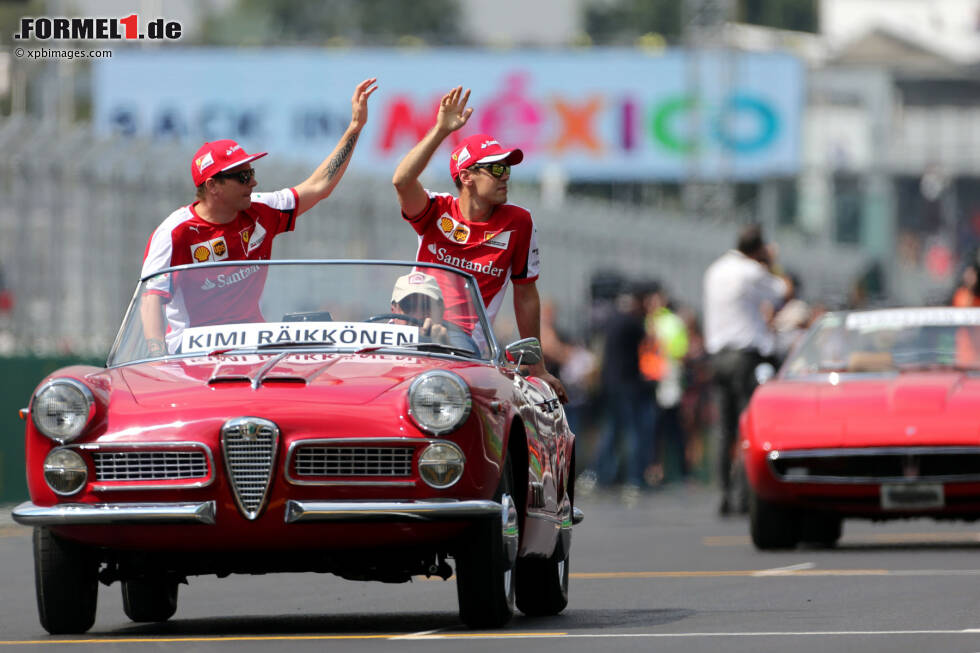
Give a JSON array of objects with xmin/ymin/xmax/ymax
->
[
  {"xmin": 449, "ymin": 133, "xmax": 524, "ymax": 181},
  {"xmin": 191, "ymin": 139, "xmax": 268, "ymax": 186}
]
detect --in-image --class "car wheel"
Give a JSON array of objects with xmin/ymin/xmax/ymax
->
[
  {"xmin": 33, "ymin": 527, "xmax": 98, "ymax": 635},
  {"xmin": 455, "ymin": 454, "xmax": 518, "ymax": 628},
  {"xmin": 515, "ymin": 529, "xmax": 569, "ymax": 616},
  {"xmin": 800, "ymin": 513, "xmax": 843, "ymax": 548},
  {"xmin": 749, "ymin": 491, "xmax": 800, "ymax": 550},
  {"xmin": 121, "ymin": 577, "xmax": 179, "ymax": 622}
]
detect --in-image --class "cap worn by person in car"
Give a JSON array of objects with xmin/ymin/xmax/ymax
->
[
  {"xmin": 191, "ymin": 139, "xmax": 268, "ymax": 186},
  {"xmin": 449, "ymin": 133, "xmax": 524, "ymax": 181},
  {"xmin": 392, "ymin": 272, "xmax": 444, "ymax": 304}
]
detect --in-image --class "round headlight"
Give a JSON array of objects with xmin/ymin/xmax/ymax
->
[
  {"xmin": 418, "ymin": 442, "xmax": 465, "ymax": 489},
  {"xmin": 408, "ymin": 371, "xmax": 472, "ymax": 435},
  {"xmin": 32, "ymin": 379, "xmax": 94, "ymax": 443},
  {"xmin": 43, "ymin": 449, "xmax": 88, "ymax": 495}
]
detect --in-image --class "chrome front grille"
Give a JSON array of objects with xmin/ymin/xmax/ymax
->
[
  {"xmin": 94, "ymin": 450, "xmax": 208, "ymax": 481},
  {"xmin": 221, "ymin": 417, "xmax": 279, "ymax": 520},
  {"xmin": 294, "ymin": 446, "xmax": 414, "ymax": 477},
  {"xmin": 768, "ymin": 447, "xmax": 980, "ymax": 483}
]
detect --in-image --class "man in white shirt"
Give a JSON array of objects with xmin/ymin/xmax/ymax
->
[{"xmin": 703, "ymin": 224, "xmax": 792, "ymax": 515}]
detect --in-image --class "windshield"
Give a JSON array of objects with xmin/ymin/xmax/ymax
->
[
  {"xmin": 107, "ymin": 260, "xmax": 495, "ymax": 366},
  {"xmin": 781, "ymin": 308, "xmax": 980, "ymax": 378}
]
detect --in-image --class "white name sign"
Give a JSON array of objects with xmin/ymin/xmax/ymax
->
[
  {"xmin": 846, "ymin": 308, "xmax": 980, "ymax": 330},
  {"xmin": 180, "ymin": 321, "xmax": 418, "ymax": 354}
]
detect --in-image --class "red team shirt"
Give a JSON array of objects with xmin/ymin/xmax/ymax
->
[
  {"xmin": 141, "ymin": 188, "xmax": 298, "ymax": 351},
  {"xmin": 405, "ymin": 190, "xmax": 540, "ymax": 331}
]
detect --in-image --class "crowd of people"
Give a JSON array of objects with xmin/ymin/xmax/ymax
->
[{"xmin": 552, "ymin": 225, "xmax": 824, "ymax": 510}]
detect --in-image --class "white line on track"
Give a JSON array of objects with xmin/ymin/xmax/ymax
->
[{"xmin": 390, "ymin": 629, "xmax": 447, "ymax": 639}]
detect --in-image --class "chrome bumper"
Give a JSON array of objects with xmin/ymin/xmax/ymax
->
[
  {"xmin": 9, "ymin": 499, "xmax": 583, "ymax": 527},
  {"xmin": 11, "ymin": 501, "xmax": 216, "ymax": 526},
  {"xmin": 284, "ymin": 499, "xmax": 505, "ymax": 523}
]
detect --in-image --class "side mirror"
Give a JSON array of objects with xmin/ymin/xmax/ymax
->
[
  {"xmin": 504, "ymin": 338, "xmax": 542, "ymax": 366},
  {"xmin": 754, "ymin": 362, "xmax": 776, "ymax": 385}
]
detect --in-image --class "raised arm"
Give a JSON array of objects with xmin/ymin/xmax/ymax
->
[
  {"xmin": 294, "ymin": 78, "xmax": 378, "ymax": 216},
  {"xmin": 392, "ymin": 86, "xmax": 473, "ymax": 218}
]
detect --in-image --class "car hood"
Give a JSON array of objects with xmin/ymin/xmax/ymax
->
[
  {"xmin": 747, "ymin": 372, "xmax": 980, "ymax": 449},
  {"xmin": 113, "ymin": 352, "xmax": 472, "ymax": 409}
]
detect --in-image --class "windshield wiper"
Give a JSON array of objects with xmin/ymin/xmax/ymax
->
[
  {"xmin": 356, "ymin": 342, "xmax": 476, "ymax": 357},
  {"xmin": 204, "ymin": 341, "xmax": 338, "ymax": 356}
]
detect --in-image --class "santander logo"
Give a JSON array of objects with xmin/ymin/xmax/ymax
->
[{"xmin": 427, "ymin": 243, "xmax": 503, "ymax": 277}]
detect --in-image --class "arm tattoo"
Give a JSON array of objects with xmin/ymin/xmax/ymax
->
[{"xmin": 325, "ymin": 132, "xmax": 358, "ymax": 180}]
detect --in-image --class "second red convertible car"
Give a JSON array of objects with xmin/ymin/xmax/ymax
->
[
  {"xmin": 741, "ymin": 307, "xmax": 980, "ymax": 549},
  {"xmin": 12, "ymin": 260, "xmax": 580, "ymax": 633}
]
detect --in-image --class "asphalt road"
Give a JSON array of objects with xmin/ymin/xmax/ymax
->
[{"xmin": 3, "ymin": 486, "xmax": 980, "ymax": 652}]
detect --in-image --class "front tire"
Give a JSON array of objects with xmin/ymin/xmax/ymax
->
[
  {"xmin": 455, "ymin": 455, "xmax": 518, "ymax": 628},
  {"xmin": 516, "ymin": 541, "xmax": 569, "ymax": 616},
  {"xmin": 749, "ymin": 491, "xmax": 800, "ymax": 550},
  {"xmin": 33, "ymin": 527, "xmax": 98, "ymax": 635},
  {"xmin": 121, "ymin": 577, "xmax": 179, "ymax": 622}
]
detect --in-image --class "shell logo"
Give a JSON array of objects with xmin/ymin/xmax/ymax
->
[
  {"xmin": 439, "ymin": 217, "xmax": 454, "ymax": 233},
  {"xmin": 193, "ymin": 245, "xmax": 211, "ymax": 263}
]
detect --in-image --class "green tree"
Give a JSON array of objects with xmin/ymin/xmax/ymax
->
[
  {"xmin": 584, "ymin": 0, "xmax": 816, "ymax": 45},
  {"xmin": 198, "ymin": 0, "xmax": 462, "ymax": 46},
  {"xmin": 737, "ymin": 0, "xmax": 817, "ymax": 33},
  {"xmin": 584, "ymin": 0, "xmax": 683, "ymax": 45},
  {"xmin": 0, "ymin": 0, "xmax": 45, "ymax": 47}
]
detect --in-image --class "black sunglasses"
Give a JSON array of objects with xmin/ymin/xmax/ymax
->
[
  {"xmin": 470, "ymin": 163, "xmax": 511, "ymax": 179},
  {"xmin": 213, "ymin": 168, "xmax": 256, "ymax": 185}
]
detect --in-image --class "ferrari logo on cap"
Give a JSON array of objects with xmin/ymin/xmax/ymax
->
[{"xmin": 195, "ymin": 152, "xmax": 214, "ymax": 173}]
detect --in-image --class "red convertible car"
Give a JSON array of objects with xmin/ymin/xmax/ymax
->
[
  {"xmin": 742, "ymin": 307, "xmax": 980, "ymax": 550},
  {"xmin": 12, "ymin": 260, "xmax": 580, "ymax": 634}
]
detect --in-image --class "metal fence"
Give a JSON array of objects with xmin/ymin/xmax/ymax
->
[{"xmin": 0, "ymin": 117, "xmax": 873, "ymax": 356}]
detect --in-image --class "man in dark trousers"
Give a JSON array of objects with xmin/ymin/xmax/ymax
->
[
  {"xmin": 592, "ymin": 282, "xmax": 657, "ymax": 492},
  {"xmin": 703, "ymin": 224, "xmax": 792, "ymax": 515}
]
